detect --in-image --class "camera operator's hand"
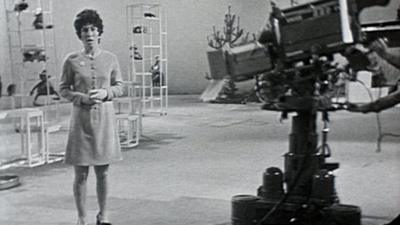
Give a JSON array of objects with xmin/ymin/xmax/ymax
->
[
  {"xmin": 368, "ymin": 38, "xmax": 400, "ymax": 70},
  {"xmin": 369, "ymin": 38, "xmax": 388, "ymax": 58},
  {"xmin": 347, "ymin": 103, "xmax": 371, "ymax": 113},
  {"xmin": 89, "ymin": 89, "xmax": 108, "ymax": 103}
]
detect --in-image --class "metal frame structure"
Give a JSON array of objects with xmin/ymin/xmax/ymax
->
[
  {"xmin": 126, "ymin": 3, "xmax": 168, "ymax": 115},
  {"xmin": 4, "ymin": 0, "xmax": 58, "ymax": 116},
  {"xmin": 113, "ymin": 81, "xmax": 143, "ymax": 148},
  {"xmin": 2, "ymin": 0, "xmax": 64, "ymax": 168}
]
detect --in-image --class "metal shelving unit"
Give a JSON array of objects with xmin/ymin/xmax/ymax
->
[
  {"xmin": 126, "ymin": 3, "xmax": 168, "ymax": 115},
  {"xmin": 4, "ymin": 0, "xmax": 58, "ymax": 116},
  {"xmin": 1, "ymin": 0, "xmax": 64, "ymax": 168}
]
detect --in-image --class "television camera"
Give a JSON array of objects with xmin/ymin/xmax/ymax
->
[
  {"xmin": 221, "ymin": 0, "xmax": 400, "ymax": 111},
  {"xmin": 206, "ymin": 0, "xmax": 400, "ymax": 224}
]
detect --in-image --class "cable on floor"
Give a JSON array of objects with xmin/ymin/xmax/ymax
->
[{"xmin": 355, "ymin": 79, "xmax": 400, "ymax": 152}]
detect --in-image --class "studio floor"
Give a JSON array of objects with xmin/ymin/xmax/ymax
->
[{"xmin": 0, "ymin": 95, "xmax": 399, "ymax": 225}]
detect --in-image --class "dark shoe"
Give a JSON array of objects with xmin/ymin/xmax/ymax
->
[
  {"xmin": 133, "ymin": 51, "xmax": 142, "ymax": 60},
  {"xmin": 129, "ymin": 45, "xmax": 143, "ymax": 60},
  {"xmin": 133, "ymin": 25, "xmax": 147, "ymax": 34},
  {"xmin": 96, "ymin": 214, "xmax": 112, "ymax": 225},
  {"xmin": 14, "ymin": 1, "xmax": 28, "ymax": 12},
  {"xmin": 133, "ymin": 26, "xmax": 142, "ymax": 33},
  {"xmin": 97, "ymin": 221, "xmax": 112, "ymax": 225},
  {"xmin": 76, "ymin": 220, "xmax": 88, "ymax": 225},
  {"xmin": 144, "ymin": 12, "xmax": 156, "ymax": 18}
]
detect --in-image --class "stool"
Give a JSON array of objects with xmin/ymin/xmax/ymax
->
[
  {"xmin": 43, "ymin": 124, "xmax": 65, "ymax": 163},
  {"xmin": 0, "ymin": 108, "xmax": 45, "ymax": 169},
  {"xmin": 18, "ymin": 109, "xmax": 46, "ymax": 167},
  {"xmin": 116, "ymin": 114, "xmax": 140, "ymax": 148},
  {"xmin": 113, "ymin": 96, "xmax": 143, "ymax": 138}
]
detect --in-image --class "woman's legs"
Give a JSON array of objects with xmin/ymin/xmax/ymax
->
[
  {"xmin": 73, "ymin": 166, "xmax": 90, "ymax": 224},
  {"xmin": 94, "ymin": 164, "xmax": 110, "ymax": 222}
]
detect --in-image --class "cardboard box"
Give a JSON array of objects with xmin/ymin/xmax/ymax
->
[
  {"xmin": 207, "ymin": 49, "xmax": 227, "ymax": 80},
  {"xmin": 226, "ymin": 43, "xmax": 272, "ymax": 82}
]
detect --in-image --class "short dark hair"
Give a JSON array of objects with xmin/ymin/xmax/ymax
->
[{"xmin": 74, "ymin": 9, "xmax": 103, "ymax": 39}]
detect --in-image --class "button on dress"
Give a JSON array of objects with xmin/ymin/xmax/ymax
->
[{"xmin": 59, "ymin": 50, "xmax": 123, "ymax": 165}]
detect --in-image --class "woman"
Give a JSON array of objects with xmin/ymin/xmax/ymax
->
[{"xmin": 59, "ymin": 9, "xmax": 123, "ymax": 225}]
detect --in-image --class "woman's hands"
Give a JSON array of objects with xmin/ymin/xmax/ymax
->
[
  {"xmin": 89, "ymin": 89, "xmax": 108, "ymax": 103},
  {"xmin": 79, "ymin": 89, "xmax": 108, "ymax": 105},
  {"xmin": 80, "ymin": 94, "xmax": 97, "ymax": 105}
]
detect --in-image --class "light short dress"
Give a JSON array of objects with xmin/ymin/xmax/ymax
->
[{"xmin": 59, "ymin": 50, "xmax": 123, "ymax": 166}]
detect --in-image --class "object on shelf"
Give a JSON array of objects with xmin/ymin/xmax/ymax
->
[
  {"xmin": 144, "ymin": 12, "xmax": 156, "ymax": 18},
  {"xmin": 129, "ymin": 45, "xmax": 142, "ymax": 60},
  {"xmin": 13, "ymin": 0, "xmax": 28, "ymax": 12},
  {"xmin": 30, "ymin": 70, "xmax": 60, "ymax": 106},
  {"xmin": 150, "ymin": 55, "xmax": 163, "ymax": 86},
  {"xmin": 7, "ymin": 84, "xmax": 16, "ymax": 96},
  {"xmin": 0, "ymin": 76, "xmax": 3, "ymax": 98},
  {"xmin": 133, "ymin": 25, "xmax": 147, "ymax": 34},
  {"xmin": 33, "ymin": 8, "xmax": 53, "ymax": 29},
  {"xmin": 0, "ymin": 174, "xmax": 20, "ymax": 190},
  {"xmin": 22, "ymin": 46, "xmax": 47, "ymax": 62}
]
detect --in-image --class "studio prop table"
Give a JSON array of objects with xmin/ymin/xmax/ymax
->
[
  {"xmin": 0, "ymin": 108, "xmax": 46, "ymax": 168},
  {"xmin": 113, "ymin": 81, "xmax": 143, "ymax": 148}
]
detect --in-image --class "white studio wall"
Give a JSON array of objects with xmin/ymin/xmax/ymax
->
[
  {"xmin": 1, "ymin": 0, "xmax": 400, "ymax": 95},
  {"xmin": 1, "ymin": 0, "xmax": 271, "ymax": 95}
]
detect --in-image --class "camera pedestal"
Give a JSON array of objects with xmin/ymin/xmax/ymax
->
[{"xmin": 230, "ymin": 98, "xmax": 361, "ymax": 225}]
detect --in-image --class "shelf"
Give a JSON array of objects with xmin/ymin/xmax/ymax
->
[
  {"xmin": 142, "ymin": 97, "xmax": 163, "ymax": 102},
  {"xmin": 153, "ymin": 86, "xmax": 168, "ymax": 89},
  {"xmin": 143, "ymin": 45, "xmax": 161, "ymax": 48},
  {"xmin": 6, "ymin": 10, "xmax": 52, "ymax": 14},
  {"xmin": 144, "ymin": 17, "xmax": 160, "ymax": 21},
  {"xmin": 134, "ymin": 72, "xmax": 152, "ymax": 76},
  {"xmin": 122, "ymin": 81, "xmax": 141, "ymax": 85},
  {"xmin": 113, "ymin": 96, "xmax": 142, "ymax": 103},
  {"xmin": 147, "ymin": 96, "xmax": 166, "ymax": 101},
  {"xmin": 8, "ymin": 28, "xmax": 55, "ymax": 32},
  {"xmin": 138, "ymin": 85, "xmax": 152, "ymax": 88},
  {"xmin": 141, "ymin": 98, "xmax": 151, "ymax": 102},
  {"xmin": 133, "ymin": 58, "xmax": 159, "ymax": 62},
  {"xmin": 136, "ymin": 85, "xmax": 166, "ymax": 89},
  {"xmin": 11, "ymin": 44, "xmax": 55, "ymax": 49},
  {"xmin": 127, "ymin": 3, "xmax": 160, "ymax": 8},
  {"xmin": 133, "ymin": 32, "xmax": 163, "ymax": 35},
  {"xmin": 131, "ymin": 16, "xmax": 160, "ymax": 21},
  {"xmin": 12, "ymin": 61, "xmax": 55, "ymax": 65}
]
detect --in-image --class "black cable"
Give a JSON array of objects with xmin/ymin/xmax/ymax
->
[
  {"xmin": 374, "ymin": 86, "xmax": 400, "ymax": 152},
  {"xmin": 355, "ymin": 79, "xmax": 400, "ymax": 152},
  {"xmin": 256, "ymin": 156, "xmax": 311, "ymax": 225},
  {"xmin": 256, "ymin": 114, "xmax": 315, "ymax": 225}
]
